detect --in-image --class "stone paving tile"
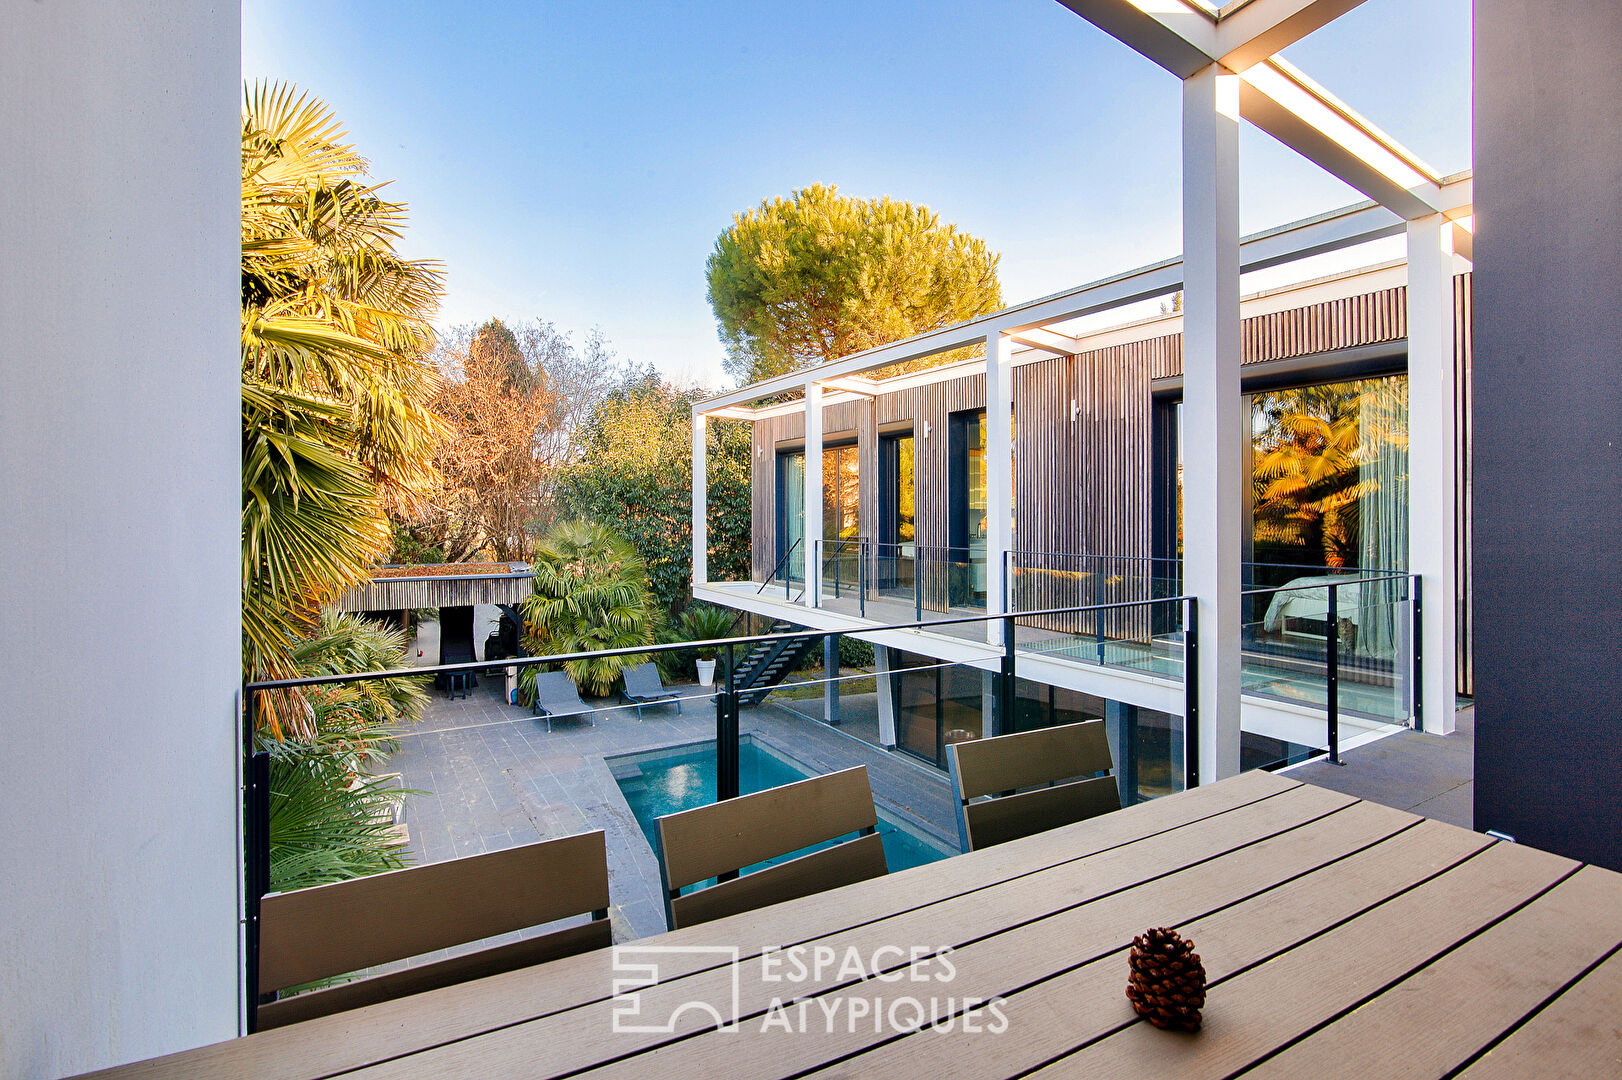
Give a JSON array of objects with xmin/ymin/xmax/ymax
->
[{"xmin": 386, "ymin": 671, "xmax": 960, "ymax": 944}]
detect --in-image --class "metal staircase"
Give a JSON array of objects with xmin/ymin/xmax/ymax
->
[{"xmin": 734, "ymin": 620, "xmax": 821, "ymax": 705}]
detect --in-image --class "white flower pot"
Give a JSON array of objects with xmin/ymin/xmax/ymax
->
[{"xmin": 696, "ymin": 658, "xmax": 717, "ymax": 687}]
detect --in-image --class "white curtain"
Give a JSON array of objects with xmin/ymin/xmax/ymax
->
[{"xmin": 1356, "ymin": 376, "xmax": 1408, "ymax": 659}]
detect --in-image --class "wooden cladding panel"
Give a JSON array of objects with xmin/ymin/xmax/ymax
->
[
  {"xmin": 749, "ymin": 373, "xmax": 984, "ymax": 583},
  {"xmin": 336, "ymin": 574, "xmax": 535, "ymax": 612}
]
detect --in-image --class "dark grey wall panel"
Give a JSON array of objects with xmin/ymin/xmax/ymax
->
[{"xmin": 1473, "ymin": 0, "xmax": 1622, "ymax": 869}]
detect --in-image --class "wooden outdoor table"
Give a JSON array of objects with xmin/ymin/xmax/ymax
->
[{"xmin": 84, "ymin": 771, "xmax": 1622, "ymax": 1080}]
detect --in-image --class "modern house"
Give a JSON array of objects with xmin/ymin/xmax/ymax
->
[
  {"xmin": 692, "ymin": 200, "xmax": 1473, "ymax": 788},
  {"xmin": 5, "ymin": 0, "xmax": 1621, "ymax": 1076}
]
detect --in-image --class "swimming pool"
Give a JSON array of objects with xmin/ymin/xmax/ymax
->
[{"xmin": 610, "ymin": 738, "xmax": 954, "ymax": 876}]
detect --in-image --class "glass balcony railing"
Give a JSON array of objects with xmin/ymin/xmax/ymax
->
[{"xmin": 241, "ymin": 598, "xmax": 1200, "ymax": 1026}]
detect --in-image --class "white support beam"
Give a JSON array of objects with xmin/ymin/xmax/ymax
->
[
  {"xmin": 1056, "ymin": 1, "xmax": 1453, "ymax": 223},
  {"xmin": 817, "ymin": 376, "xmax": 879, "ymax": 397},
  {"xmin": 1054, "ymin": 0, "xmax": 1216, "ymax": 78},
  {"xmin": 985, "ymin": 332, "xmax": 1016, "ymax": 645},
  {"xmin": 1238, "ymin": 59, "xmax": 1444, "ymax": 220},
  {"xmin": 1406, "ymin": 215, "xmax": 1458, "ymax": 736},
  {"xmin": 1006, "ymin": 327, "xmax": 1081, "ymax": 355},
  {"xmin": 804, "ymin": 382, "xmax": 823, "ymax": 608},
  {"xmin": 691, "ymin": 412, "xmax": 707, "ymax": 587},
  {"xmin": 1216, "ymin": 0, "xmax": 1370, "ymax": 72},
  {"xmin": 1182, "ymin": 64, "xmax": 1245, "ymax": 783}
]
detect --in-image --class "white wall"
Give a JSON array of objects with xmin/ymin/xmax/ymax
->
[{"xmin": 0, "ymin": 3, "xmax": 241, "ymax": 1076}]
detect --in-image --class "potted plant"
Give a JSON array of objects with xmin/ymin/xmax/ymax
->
[{"xmin": 679, "ymin": 604, "xmax": 737, "ymax": 688}]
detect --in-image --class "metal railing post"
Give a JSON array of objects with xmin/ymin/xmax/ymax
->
[
  {"xmin": 717, "ymin": 644, "xmax": 740, "ymax": 803},
  {"xmin": 915, "ymin": 552, "xmax": 923, "ymax": 622},
  {"xmin": 1411, "ymin": 575, "xmax": 1425, "ymax": 732},
  {"xmin": 1184, "ymin": 599, "xmax": 1200, "ymax": 790},
  {"xmin": 243, "ymin": 687, "xmax": 269, "ymax": 1035},
  {"xmin": 997, "ymin": 613, "xmax": 1017, "ymax": 737},
  {"xmin": 859, "ymin": 542, "xmax": 867, "ymax": 618},
  {"xmin": 1327, "ymin": 583, "xmax": 1342, "ymax": 766},
  {"xmin": 833, "ymin": 541, "xmax": 841, "ymax": 599}
]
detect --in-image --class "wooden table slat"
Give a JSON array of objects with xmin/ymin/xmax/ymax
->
[
  {"xmin": 1456, "ymin": 941, "xmax": 1622, "ymax": 1080},
  {"xmin": 347, "ymin": 782, "xmax": 1359, "ymax": 1080},
  {"xmin": 803, "ymin": 816, "xmax": 1494, "ymax": 1080},
  {"xmin": 1241, "ymin": 863, "xmax": 1622, "ymax": 1080},
  {"xmin": 1024, "ymin": 839, "xmax": 1577, "ymax": 1079}
]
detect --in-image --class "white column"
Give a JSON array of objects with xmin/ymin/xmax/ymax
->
[
  {"xmin": 2, "ymin": 3, "xmax": 241, "ymax": 1072},
  {"xmin": 875, "ymin": 647, "xmax": 897, "ymax": 747},
  {"xmin": 1406, "ymin": 215, "xmax": 1459, "ymax": 735},
  {"xmin": 985, "ymin": 331, "xmax": 1015, "ymax": 644},
  {"xmin": 804, "ymin": 382, "xmax": 824, "ymax": 606},
  {"xmin": 691, "ymin": 410, "xmax": 707, "ymax": 587},
  {"xmin": 1182, "ymin": 64, "xmax": 1245, "ymax": 783}
]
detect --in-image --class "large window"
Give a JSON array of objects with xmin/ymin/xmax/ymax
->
[
  {"xmin": 776, "ymin": 443, "xmax": 860, "ymax": 580},
  {"xmin": 1248, "ymin": 375, "xmax": 1408, "ymax": 577},
  {"xmin": 1153, "ymin": 373, "xmax": 1409, "ymax": 665},
  {"xmin": 879, "ymin": 432, "xmax": 915, "ymax": 547},
  {"xmin": 948, "ymin": 409, "xmax": 988, "ymax": 605},
  {"xmin": 1153, "ymin": 374, "xmax": 1408, "ymax": 578}
]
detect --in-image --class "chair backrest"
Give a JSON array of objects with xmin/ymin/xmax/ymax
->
[
  {"xmin": 257, "ymin": 830, "xmax": 610, "ymax": 1028},
  {"xmin": 655, "ymin": 765, "xmax": 887, "ymax": 930},
  {"xmin": 623, "ymin": 662, "xmax": 666, "ymax": 696},
  {"xmin": 534, "ymin": 670, "xmax": 586, "ymax": 709},
  {"xmin": 946, "ymin": 721, "xmax": 1121, "ymax": 852}
]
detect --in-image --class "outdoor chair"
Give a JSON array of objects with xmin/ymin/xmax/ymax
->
[
  {"xmin": 620, "ymin": 662, "xmax": 683, "ymax": 720},
  {"xmin": 654, "ymin": 765, "xmax": 888, "ymax": 930},
  {"xmin": 256, "ymin": 829, "xmax": 611, "ymax": 1029},
  {"xmin": 531, "ymin": 670, "xmax": 595, "ymax": 732},
  {"xmin": 946, "ymin": 720, "xmax": 1121, "ymax": 853}
]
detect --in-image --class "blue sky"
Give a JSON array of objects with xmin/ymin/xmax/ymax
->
[{"xmin": 242, "ymin": 0, "xmax": 1471, "ymax": 388}]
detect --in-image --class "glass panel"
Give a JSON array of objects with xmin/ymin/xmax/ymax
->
[
  {"xmin": 888, "ymin": 649, "xmax": 990, "ymax": 768},
  {"xmin": 1010, "ymin": 678, "xmax": 1185, "ymax": 805},
  {"xmin": 1014, "ymin": 597, "xmax": 1186, "ymax": 681},
  {"xmin": 1339, "ymin": 573, "xmax": 1413, "ymax": 725},
  {"xmin": 896, "ymin": 435, "xmax": 915, "ymax": 543}
]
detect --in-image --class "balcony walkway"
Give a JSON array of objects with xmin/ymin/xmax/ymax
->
[{"xmin": 1289, "ymin": 704, "xmax": 1475, "ymax": 828}]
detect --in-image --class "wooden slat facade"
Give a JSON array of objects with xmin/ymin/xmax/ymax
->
[
  {"xmin": 336, "ymin": 572, "xmax": 535, "ymax": 613},
  {"xmin": 747, "ymin": 274, "xmax": 1474, "ymax": 692}
]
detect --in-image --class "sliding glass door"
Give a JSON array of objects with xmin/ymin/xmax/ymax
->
[
  {"xmin": 776, "ymin": 444, "xmax": 860, "ymax": 585},
  {"xmin": 878, "ymin": 432, "xmax": 915, "ymax": 592}
]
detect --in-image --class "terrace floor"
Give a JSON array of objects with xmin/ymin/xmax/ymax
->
[{"xmin": 1287, "ymin": 704, "xmax": 1475, "ymax": 828}]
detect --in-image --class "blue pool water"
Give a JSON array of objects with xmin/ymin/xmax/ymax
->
[{"xmin": 612, "ymin": 739, "xmax": 953, "ymax": 876}]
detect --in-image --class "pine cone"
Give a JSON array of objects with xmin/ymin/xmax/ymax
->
[{"xmin": 1126, "ymin": 927, "xmax": 1206, "ymax": 1032}]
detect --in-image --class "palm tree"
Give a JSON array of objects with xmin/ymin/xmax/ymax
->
[
  {"xmin": 520, "ymin": 521, "xmax": 658, "ymax": 697},
  {"xmin": 241, "ymin": 82, "xmax": 448, "ymax": 738}
]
